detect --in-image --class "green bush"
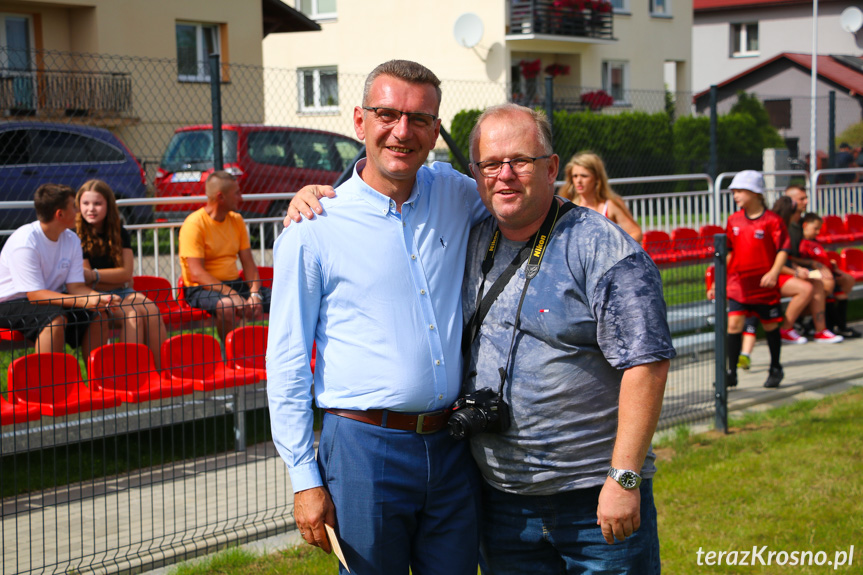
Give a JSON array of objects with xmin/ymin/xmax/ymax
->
[
  {"xmin": 837, "ymin": 121, "xmax": 863, "ymax": 147},
  {"xmin": 448, "ymin": 108, "xmax": 483, "ymax": 173}
]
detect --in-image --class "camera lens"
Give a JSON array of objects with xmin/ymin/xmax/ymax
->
[{"xmin": 447, "ymin": 407, "xmax": 488, "ymax": 440}]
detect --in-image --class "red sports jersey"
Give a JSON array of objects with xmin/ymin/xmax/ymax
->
[
  {"xmin": 799, "ymin": 238, "xmax": 832, "ymax": 268},
  {"xmin": 726, "ymin": 209, "xmax": 790, "ymax": 304}
]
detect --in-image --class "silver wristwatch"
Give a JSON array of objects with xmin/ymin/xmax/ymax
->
[{"xmin": 607, "ymin": 466, "xmax": 642, "ymax": 490}]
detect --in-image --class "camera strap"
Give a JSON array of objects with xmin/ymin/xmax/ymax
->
[{"xmin": 461, "ymin": 197, "xmax": 574, "ymax": 394}]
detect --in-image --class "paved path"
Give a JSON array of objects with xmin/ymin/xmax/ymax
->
[{"xmin": 3, "ymin": 323, "xmax": 863, "ymax": 575}]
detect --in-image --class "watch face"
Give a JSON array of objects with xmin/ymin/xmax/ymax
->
[{"xmin": 620, "ymin": 471, "xmax": 638, "ymax": 489}]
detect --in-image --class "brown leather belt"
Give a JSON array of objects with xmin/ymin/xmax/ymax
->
[{"xmin": 326, "ymin": 408, "xmax": 451, "ymax": 434}]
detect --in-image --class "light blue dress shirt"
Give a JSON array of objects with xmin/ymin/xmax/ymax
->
[{"xmin": 267, "ymin": 160, "xmax": 487, "ymax": 492}]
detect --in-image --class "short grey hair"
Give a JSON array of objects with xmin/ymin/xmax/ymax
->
[
  {"xmin": 469, "ymin": 104, "xmax": 553, "ymax": 163},
  {"xmin": 362, "ymin": 60, "xmax": 442, "ymax": 108}
]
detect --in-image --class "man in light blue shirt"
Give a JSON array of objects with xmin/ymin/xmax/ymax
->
[{"xmin": 267, "ymin": 60, "xmax": 487, "ymax": 574}]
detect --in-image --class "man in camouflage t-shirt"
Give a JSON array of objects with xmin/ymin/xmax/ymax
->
[{"xmin": 463, "ymin": 104, "xmax": 676, "ymax": 574}]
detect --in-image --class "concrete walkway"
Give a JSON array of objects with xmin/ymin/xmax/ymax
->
[{"xmin": 3, "ymin": 323, "xmax": 863, "ymax": 575}]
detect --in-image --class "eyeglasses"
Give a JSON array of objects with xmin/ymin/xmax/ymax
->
[
  {"xmin": 473, "ymin": 155, "xmax": 551, "ymax": 178},
  {"xmin": 362, "ymin": 106, "xmax": 438, "ymax": 129}
]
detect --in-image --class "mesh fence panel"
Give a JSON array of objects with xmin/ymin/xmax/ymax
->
[{"xmin": 2, "ymin": 47, "xmax": 859, "ymax": 574}]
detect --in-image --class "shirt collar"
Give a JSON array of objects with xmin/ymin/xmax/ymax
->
[{"xmin": 349, "ymin": 158, "xmax": 423, "ymax": 216}]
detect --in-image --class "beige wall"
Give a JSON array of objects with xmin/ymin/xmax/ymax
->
[
  {"xmin": 262, "ymin": 0, "xmax": 692, "ymax": 134},
  {"xmin": 0, "ymin": 0, "xmax": 267, "ymax": 162}
]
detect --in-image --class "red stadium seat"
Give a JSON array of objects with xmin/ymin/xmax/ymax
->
[
  {"xmin": 225, "ymin": 326, "xmax": 268, "ymax": 380},
  {"xmin": 0, "ymin": 328, "xmax": 28, "ymax": 351},
  {"xmin": 699, "ymin": 225, "xmax": 725, "ymax": 250},
  {"xmin": 641, "ymin": 231, "xmax": 678, "ymax": 265},
  {"xmin": 1, "ymin": 395, "xmax": 41, "ymax": 426},
  {"xmin": 88, "ymin": 343, "xmax": 193, "ymax": 403},
  {"xmin": 161, "ymin": 333, "xmax": 260, "ymax": 392},
  {"xmin": 840, "ymin": 248, "xmax": 863, "ymax": 281},
  {"xmin": 238, "ymin": 266, "xmax": 274, "ymax": 289},
  {"xmin": 133, "ymin": 275, "xmax": 208, "ymax": 327},
  {"xmin": 844, "ymin": 214, "xmax": 863, "ymax": 241},
  {"xmin": 8, "ymin": 353, "xmax": 123, "ymax": 417},
  {"xmin": 226, "ymin": 326, "xmax": 317, "ymax": 379},
  {"xmin": 818, "ymin": 215, "xmax": 854, "ymax": 244},
  {"xmin": 670, "ymin": 227, "xmax": 708, "ymax": 261}
]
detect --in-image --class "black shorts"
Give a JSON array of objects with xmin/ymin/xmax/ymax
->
[
  {"xmin": 184, "ymin": 279, "xmax": 272, "ymax": 314},
  {"xmin": 743, "ymin": 314, "xmax": 760, "ymax": 335},
  {"xmin": 0, "ymin": 298, "xmax": 99, "ymax": 349},
  {"xmin": 728, "ymin": 299, "xmax": 783, "ymax": 325}
]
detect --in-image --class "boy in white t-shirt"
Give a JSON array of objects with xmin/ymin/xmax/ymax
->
[{"xmin": 0, "ymin": 184, "xmax": 117, "ymax": 355}]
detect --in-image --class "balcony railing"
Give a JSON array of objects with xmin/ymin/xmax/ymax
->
[
  {"xmin": 509, "ymin": 0, "xmax": 614, "ymax": 41},
  {"xmin": 0, "ymin": 69, "xmax": 132, "ymax": 116}
]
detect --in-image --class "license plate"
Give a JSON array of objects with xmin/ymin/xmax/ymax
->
[{"xmin": 171, "ymin": 171, "xmax": 202, "ymax": 183}]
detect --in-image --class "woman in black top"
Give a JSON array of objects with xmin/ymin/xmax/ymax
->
[{"xmin": 76, "ymin": 180, "xmax": 168, "ymax": 368}]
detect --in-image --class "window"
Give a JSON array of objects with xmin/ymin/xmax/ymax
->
[
  {"xmin": 602, "ymin": 61, "xmax": 628, "ymax": 104},
  {"xmin": 1, "ymin": 14, "xmax": 35, "ymax": 109},
  {"xmin": 298, "ymin": 0, "xmax": 336, "ymax": 20},
  {"xmin": 649, "ymin": 0, "xmax": 670, "ymax": 16},
  {"xmin": 611, "ymin": 0, "xmax": 629, "ymax": 12},
  {"xmin": 176, "ymin": 22, "xmax": 220, "ymax": 81},
  {"xmin": 764, "ymin": 99, "xmax": 791, "ymax": 130},
  {"xmin": 298, "ymin": 67, "xmax": 339, "ymax": 112},
  {"xmin": 731, "ymin": 23, "xmax": 759, "ymax": 56}
]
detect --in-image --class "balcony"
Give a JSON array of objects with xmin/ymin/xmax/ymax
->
[
  {"xmin": 508, "ymin": 0, "xmax": 615, "ymax": 43},
  {"xmin": 0, "ymin": 69, "xmax": 133, "ymax": 119}
]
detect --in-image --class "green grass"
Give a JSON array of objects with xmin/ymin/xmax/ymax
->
[
  {"xmin": 172, "ymin": 388, "xmax": 863, "ymax": 574},
  {"xmin": 655, "ymin": 387, "xmax": 863, "ymax": 573},
  {"xmin": 168, "ymin": 545, "xmax": 339, "ymax": 575}
]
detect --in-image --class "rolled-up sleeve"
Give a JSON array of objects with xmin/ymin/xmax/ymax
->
[{"xmin": 266, "ymin": 225, "xmax": 324, "ymax": 492}]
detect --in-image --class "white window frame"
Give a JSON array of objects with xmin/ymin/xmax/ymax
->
[
  {"xmin": 731, "ymin": 22, "xmax": 759, "ymax": 57},
  {"xmin": 602, "ymin": 60, "xmax": 629, "ymax": 105},
  {"xmin": 176, "ymin": 22, "xmax": 221, "ymax": 82},
  {"xmin": 649, "ymin": 0, "xmax": 671, "ymax": 17},
  {"xmin": 297, "ymin": 0, "xmax": 337, "ymax": 21},
  {"xmin": 611, "ymin": 0, "xmax": 630, "ymax": 14},
  {"xmin": 298, "ymin": 67, "xmax": 339, "ymax": 113}
]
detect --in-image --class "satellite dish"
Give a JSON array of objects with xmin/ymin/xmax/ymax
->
[
  {"xmin": 454, "ymin": 13, "xmax": 484, "ymax": 49},
  {"xmin": 840, "ymin": 6, "xmax": 863, "ymax": 34}
]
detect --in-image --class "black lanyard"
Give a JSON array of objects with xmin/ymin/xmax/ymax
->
[{"xmin": 461, "ymin": 197, "xmax": 574, "ymax": 394}]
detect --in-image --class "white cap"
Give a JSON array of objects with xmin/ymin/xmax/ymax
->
[{"xmin": 729, "ymin": 170, "xmax": 764, "ymax": 195}]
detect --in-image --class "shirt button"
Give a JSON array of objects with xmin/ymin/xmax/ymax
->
[
  {"xmin": 411, "ymin": 254, "xmax": 417, "ymax": 260},
  {"xmin": 420, "ymin": 289, "xmax": 426, "ymax": 295},
  {"xmin": 403, "ymin": 222, "xmax": 406, "ymax": 227},
  {"xmin": 435, "ymin": 360, "xmax": 441, "ymax": 365},
  {"xmin": 438, "ymin": 394, "xmax": 444, "ymax": 400},
  {"xmin": 429, "ymin": 324, "xmax": 435, "ymax": 330}
]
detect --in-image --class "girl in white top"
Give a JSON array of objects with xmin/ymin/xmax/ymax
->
[{"xmin": 559, "ymin": 151, "xmax": 643, "ymax": 243}]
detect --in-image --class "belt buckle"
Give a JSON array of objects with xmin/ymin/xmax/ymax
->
[{"xmin": 415, "ymin": 410, "xmax": 445, "ymax": 434}]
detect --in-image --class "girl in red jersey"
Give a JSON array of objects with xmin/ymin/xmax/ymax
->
[{"xmin": 724, "ymin": 171, "xmax": 790, "ymax": 389}]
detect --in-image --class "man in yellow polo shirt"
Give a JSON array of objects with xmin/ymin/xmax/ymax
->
[{"xmin": 179, "ymin": 171, "xmax": 270, "ymax": 340}]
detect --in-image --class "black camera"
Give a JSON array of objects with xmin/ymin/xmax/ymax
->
[{"xmin": 447, "ymin": 388, "xmax": 510, "ymax": 440}]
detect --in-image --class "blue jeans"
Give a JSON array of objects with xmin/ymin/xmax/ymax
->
[
  {"xmin": 480, "ymin": 479, "xmax": 660, "ymax": 575},
  {"xmin": 318, "ymin": 412, "xmax": 481, "ymax": 575}
]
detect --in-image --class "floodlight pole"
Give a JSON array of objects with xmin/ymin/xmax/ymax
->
[{"xmin": 809, "ymin": 0, "xmax": 818, "ymax": 202}]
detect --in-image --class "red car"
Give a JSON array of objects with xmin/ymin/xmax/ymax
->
[{"xmin": 154, "ymin": 124, "xmax": 363, "ymax": 218}]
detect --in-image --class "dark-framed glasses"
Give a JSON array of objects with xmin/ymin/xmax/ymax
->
[
  {"xmin": 473, "ymin": 155, "xmax": 551, "ymax": 178},
  {"xmin": 362, "ymin": 106, "xmax": 438, "ymax": 129}
]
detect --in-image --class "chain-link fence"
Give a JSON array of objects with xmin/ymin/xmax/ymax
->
[{"xmin": 2, "ymin": 47, "xmax": 862, "ymax": 574}]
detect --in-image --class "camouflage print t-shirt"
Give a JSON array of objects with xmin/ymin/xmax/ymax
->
[{"xmin": 462, "ymin": 205, "xmax": 676, "ymax": 496}]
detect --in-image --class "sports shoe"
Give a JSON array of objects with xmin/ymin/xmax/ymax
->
[
  {"xmin": 813, "ymin": 329, "xmax": 844, "ymax": 344},
  {"xmin": 726, "ymin": 370, "xmax": 738, "ymax": 388},
  {"xmin": 764, "ymin": 365, "xmax": 784, "ymax": 388},
  {"xmin": 737, "ymin": 354, "xmax": 751, "ymax": 371},
  {"xmin": 779, "ymin": 328, "xmax": 807, "ymax": 345},
  {"xmin": 835, "ymin": 327, "xmax": 862, "ymax": 339}
]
